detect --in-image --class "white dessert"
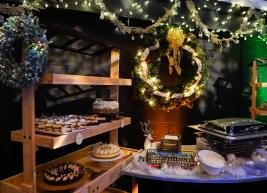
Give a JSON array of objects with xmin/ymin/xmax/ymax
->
[
  {"xmin": 91, "ymin": 143, "xmax": 120, "ymax": 159},
  {"xmin": 92, "ymin": 99, "xmax": 119, "ymax": 114}
]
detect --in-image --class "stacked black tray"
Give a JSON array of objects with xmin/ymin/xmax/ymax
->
[{"xmin": 193, "ymin": 118, "xmax": 267, "ymax": 156}]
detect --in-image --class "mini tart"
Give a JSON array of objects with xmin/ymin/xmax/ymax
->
[
  {"xmin": 91, "ymin": 144, "xmax": 120, "ymax": 159},
  {"xmin": 44, "ymin": 162, "xmax": 84, "ymax": 186}
]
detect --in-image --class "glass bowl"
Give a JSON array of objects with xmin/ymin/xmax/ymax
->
[{"xmin": 243, "ymin": 161, "xmax": 266, "ymax": 176}]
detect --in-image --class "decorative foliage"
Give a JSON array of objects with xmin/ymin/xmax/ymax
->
[
  {"xmin": 23, "ymin": 0, "xmax": 266, "ymax": 47},
  {"xmin": 0, "ymin": 14, "xmax": 49, "ymax": 89},
  {"xmin": 186, "ymin": 0, "xmax": 265, "ymax": 51},
  {"xmin": 0, "ymin": 1, "xmax": 43, "ymax": 15},
  {"xmin": 94, "ymin": 0, "xmax": 180, "ymax": 36},
  {"xmin": 133, "ymin": 26, "xmax": 208, "ymax": 111}
]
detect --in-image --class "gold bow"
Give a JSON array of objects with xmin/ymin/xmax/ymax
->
[{"xmin": 166, "ymin": 28, "xmax": 185, "ymax": 75}]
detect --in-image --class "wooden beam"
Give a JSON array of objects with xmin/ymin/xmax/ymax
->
[
  {"xmin": 60, "ymin": 37, "xmax": 79, "ymax": 48},
  {"xmin": 251, "ymin": 59, "xmax": 257, "ymax": 119},
  {"xmin": 53, "ymin": 88, "xmax": 93, "ymax": 100},
  {"xmin": 256, "ymin": 83, "xmax": 267, "ymax": 88},
  {"xmin": 21, "ymin": 86, "xmax": 36, "ymax": 193},
  {"xmin": 109, "ymin": 48, "xmax": 120, "ymax": 145},
  {"xmin": 49, "ymin": 43, "xmax": 94, "ymax": 56},
  {"xmin": 40, "ymin": 73, "xmax": 132, "ymax": 86},
  {"xmin": 93, "ymin": 47, "xmax": 112, "ymax": 57},
  {"xmin": 78, "ymin": 43, "xmax": 95, "ymax": 52},
  {"xmin": 48, "ymin": 22, "xmax": 111, "ymax": 47},
  {"xmin": 57, "ymin": 86, "xmax": 70, "ymax": 95},
  {"xmin": 255, "ymin": 108, "xmax": 267, "ymax": 116}
]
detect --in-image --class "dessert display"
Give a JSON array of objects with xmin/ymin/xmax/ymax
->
[
  {"xmin": 93, "ymin": 98, "xmax": 119, "ymax": 114},
  {"xmin": 44, "ymin": 162, "xmax": 84, "ymax": 185},
  {"xmin": 35, "ymin": 115, "xmax": 106, "ymax": 135},
  {"xmin": 91, "ymin": 143, "xmax": 121, "ymax": 159}
]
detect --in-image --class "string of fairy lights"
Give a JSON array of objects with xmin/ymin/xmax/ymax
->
[{"xmin": 21, "ymin": 0, "xmax": 267, "ymax": 47}]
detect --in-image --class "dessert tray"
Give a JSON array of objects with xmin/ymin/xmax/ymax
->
[
  {"xmin": 37, "ymin": 162, "xmax": 88, "ymax": 191},
  {"xmin": 35, "ymin": 123, "xmax": 107, "ymax": 136},
  {"xmin": 35, "ymin": 115, "xmax": 107, "ymax": 135},
  {"xmin": 37, "ymin": 172, "xmax": 88, "ymax": 191}
]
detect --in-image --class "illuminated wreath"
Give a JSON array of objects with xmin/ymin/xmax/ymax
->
[
  {"xmin": 134, "ymin": 26, "xmax": 208, "ymax": 111},
  {"xmin": 0, "ymin": 14, "xmax": 49, "ymax": 89}
]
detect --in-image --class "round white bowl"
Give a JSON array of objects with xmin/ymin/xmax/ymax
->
[{"xmin": 197, "ymin": 150, "xmax": 226, "ymax": 176}]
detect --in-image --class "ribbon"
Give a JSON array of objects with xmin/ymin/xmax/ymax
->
[{"xmin": 166, "ymin": 28, "xmax": 185, "ymax": 75}]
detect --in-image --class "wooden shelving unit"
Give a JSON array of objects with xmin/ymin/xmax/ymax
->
[
  {"xmin": 11, "ymin": 117, "xmax": 131, "ymax": 149},
  {"xmin": 0, "ymin": 144, "xmax": 137, "ymax": 193},
  {"xmin": 250, "ymin": 58, "xmax": 267, "ymax": 119},
  {"xmin": 0, "ymin": 48, "xmax": 134, "ymax": 193}
]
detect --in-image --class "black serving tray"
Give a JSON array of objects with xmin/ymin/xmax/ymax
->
[{"xmin": 203, "ymin": 118, "xmax": 267, "ymax": 136}]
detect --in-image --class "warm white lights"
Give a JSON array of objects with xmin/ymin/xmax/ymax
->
[{"xmin": 38, "ymin": 0, "xmax": 266, "ymax": 45}]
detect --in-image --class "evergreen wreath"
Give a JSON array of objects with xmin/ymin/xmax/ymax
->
[
  {"xmin": 133, "ymin": 26, "xmax": 208, "ymax": 111},
  {"xmin": 0, "ymin": 14, "xmax": 49, "ymax": 89}
]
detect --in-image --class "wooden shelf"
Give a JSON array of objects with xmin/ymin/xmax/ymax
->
[
  {"xmin": 255, "ymin": 108, "xmax": 267, "ymax": 116},
  {"xmin": 40, "ymin": 73, "xmax": 132, "ymax": 86},
  {"xmin": 0, "ymin": 145, "xmax": 137, "ymax": 193},
  {"xmin": 11, "ymin": 117, "xmax": 131, "ymax": 149},
  {"xmin": 250, "ymin": 107, "xmax": 267, "ymax": 116},
  {"xmin": 256, "ymin": 83, "xmax": 267, "ymax": 88}
]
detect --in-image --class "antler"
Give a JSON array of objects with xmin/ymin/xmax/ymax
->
[{"xmin": 140, "ymin": 120, "xmax": 153, "ymax": 134}]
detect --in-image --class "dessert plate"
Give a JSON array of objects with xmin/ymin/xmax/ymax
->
[{"xmin": 37, "ymin": 171, "xmax": 88, "ymax": 191}]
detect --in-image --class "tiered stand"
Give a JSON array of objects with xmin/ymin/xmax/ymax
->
[{"xmin": 0, "ymin": 48, "xmax": 137, "ymax": 193}]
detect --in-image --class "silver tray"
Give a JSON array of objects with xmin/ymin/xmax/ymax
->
[{"xmin": 189, "ymin": 125, "xmax": 267, "ymax": 141}]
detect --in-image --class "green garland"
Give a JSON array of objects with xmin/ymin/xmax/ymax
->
[
  {"xmin": 0, "ymin": 14, "xmax": 49, "ymax": 89},
  {"xmin": 133, "ymin": 25, "xmax": 208, "ymax": 111}
]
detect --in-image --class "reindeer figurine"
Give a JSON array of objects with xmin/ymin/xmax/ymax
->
[{"xmin": 140, "ymin": 120, "xmax": 153, "ymax": 150}]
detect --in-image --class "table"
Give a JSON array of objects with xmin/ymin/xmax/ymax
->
[{"xmin": 123, "ymin": 145, "xmax": 267, "ymax": 193}]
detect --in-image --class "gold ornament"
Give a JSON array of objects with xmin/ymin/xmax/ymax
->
[{"xmin": 166, "ymin": 28, "xmax": 185, "ymax": 75}]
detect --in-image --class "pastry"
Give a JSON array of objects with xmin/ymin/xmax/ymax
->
[
  {"xmin": 92, "ymin": 99, "xmax": 119, "ymax": 114},
  {"xmin": 35, "ymin": 115, "xmax": 106, "ymax": 134},
  {"xmin": 91, "ymin": 143, "xmax": 120, "ymax": 159},
  {"xmin": 44, "ymin": 162, "xmax": 84, "ymax": 185}
]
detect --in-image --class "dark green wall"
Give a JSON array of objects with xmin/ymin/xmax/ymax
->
[{"xmin": 241, "ymin": 37, "xmax": 267, "ymax": 121}]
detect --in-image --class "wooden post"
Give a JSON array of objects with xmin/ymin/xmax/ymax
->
[
  {"xmin": 110, "ymin": 48, "xmax": 120, "ymax": 145},
  {"xmin": 21, "ymin": 86, "xmax": 36, "ymax": 193},
  {"xmin": 251, "ymin": 60, "xmax": 257, "ymax": 119},
  {"xmin": 132, "ymin": 177, "xmax": 138, "ymax": 193}
]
